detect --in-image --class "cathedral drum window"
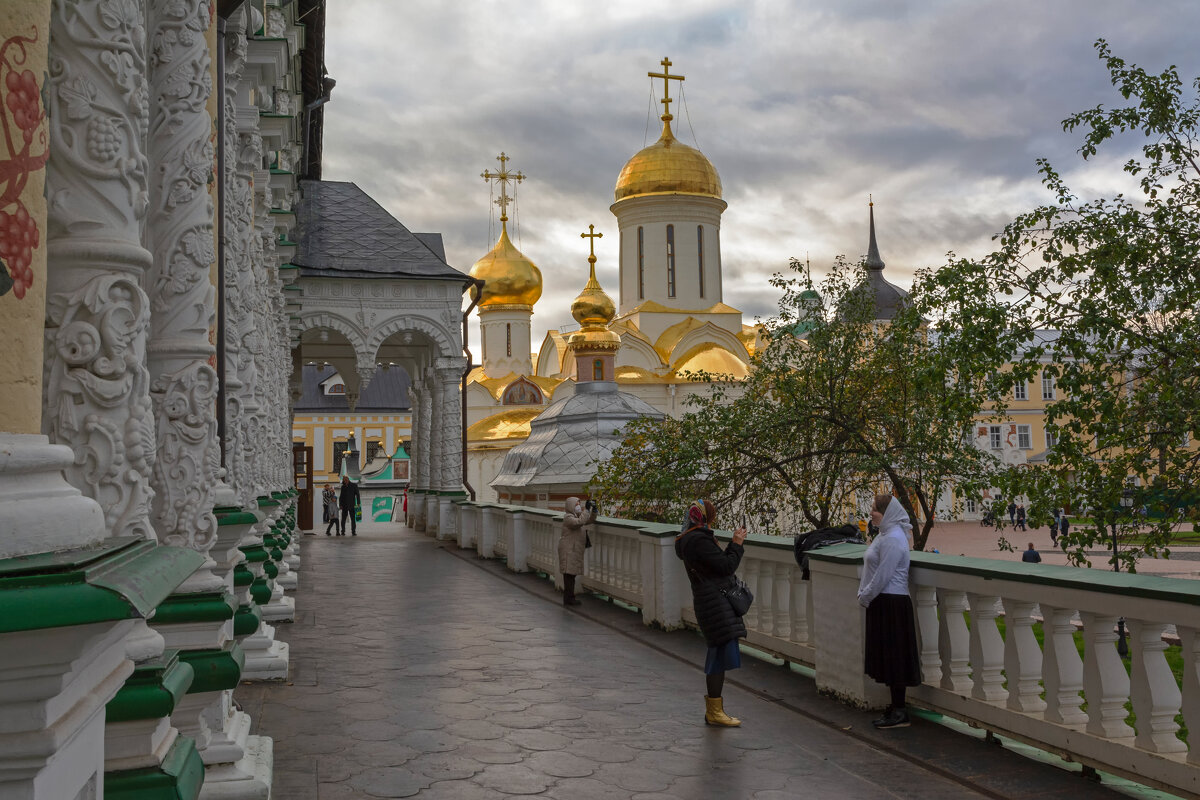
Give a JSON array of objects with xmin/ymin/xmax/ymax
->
[
  {"xmin": 666, "ymin": 224, "xmax": 675, "ymax": 297},
  {"xmin": 697, "ymin": 225, "xmax": 704, "ymax": 298}
]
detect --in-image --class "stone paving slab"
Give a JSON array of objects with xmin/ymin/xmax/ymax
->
[{"xmin": 237, "ymin": 525, "xmax": 1136, "ymax": 799}]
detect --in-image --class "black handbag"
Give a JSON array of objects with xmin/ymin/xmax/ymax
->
[{"xmin": 721, "ymin": 577, "xmax": 754, "ymax": 616}]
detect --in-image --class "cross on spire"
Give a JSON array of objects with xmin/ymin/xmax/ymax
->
[
  {"xmin": 481, "ymin": 151, "xmax": 525, "ymax": 225},
  {"xmin": 648, "ymin": 56, "xmax": 685, "ymax": 122},
  {"xmin": 580, "ymin": 224, "xmax": 603, "ymax": 264}
]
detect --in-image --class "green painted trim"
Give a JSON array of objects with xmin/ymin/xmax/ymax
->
[
  {"xmin": 257, "ymin": 497, "xmax": 281, "ymax": 508},
  {"xmin": 263, "ymin": 561, "xmax": 279, "ymax": 579},
  {"xmin": 234, "ymin": 604, "xmax": 262, "ymax": 636},
  {"xmin": 238, "ymin": 545, "xmax": 269, "ymax": 562},
  {"xmin": 250, "ymin": 579, "xmax": 271, "ymax": 606},
  {"xmin": 269, "ymin": 168, "xmax": 293, "ymax": 175},
  {"xmin": 178, "ymin": 643, "xmax": 244, "ymax": 694},
  {"xmin": 0, "ymin": 539, "xmax": 204, "ymax": 634},
  {"xmin": 106, "ymin": 650, "xmax": 193, "ymax": 722},
  {"xmin": 233, "ymin": 564, "xmax": 254, "ymax": 587},
  {"xmin": 152, "ymin": 591, "xmax": 237, "ymax": 625},
  {"xmin": 105, "ymin": 734, "xmax": 204, "ymax": 800},
  {"xmin": 216, "ymin": 509, "xmax": 259, "ymax": 526}
]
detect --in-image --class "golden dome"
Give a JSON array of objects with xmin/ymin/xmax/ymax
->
[
  {"xmin": 569, "ymin": 239, "xmax": 620, "ymax": 349},
  {"xmin": 614, "ymin": 120, "xmax": 721, "ymax": 202},
  {"xmin": 469, "ymin": 225, "xmax": 543, "ymax": 308}
]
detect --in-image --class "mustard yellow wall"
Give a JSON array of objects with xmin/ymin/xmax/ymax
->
[{"xmin": 292, "ymin": 413, "xmax": 412, "ymax": 484}]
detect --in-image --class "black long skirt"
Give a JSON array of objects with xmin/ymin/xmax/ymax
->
[{"xmin": 864, "ymin": 593, "xmax": 922, "ymax": 687}]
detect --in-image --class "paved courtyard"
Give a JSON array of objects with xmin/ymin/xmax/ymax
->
[{"xmin": 237, "ymin": 523, "xmax": 1140, "ymax": 799}]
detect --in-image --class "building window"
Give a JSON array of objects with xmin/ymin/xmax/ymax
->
[
  {"xmin": 666, "ymin": 224, "xmax": 676, "ymax": 298},
  {"xmin": 593, "ymin": 359, "xmax": 604, "ymax": 381},
  {"xmin": 1045, "ymin": 428, "xmax": 1058, "ymax": 449},
  {"xmin": 1042, "ymin": 372, "xmax": 1056, "ymax": 400},
  {"xmin": 637, "ymin": 227, "xmax": 644, "ymax": 300},
  {"xmin": 506, "ymin": 323, "xmax": 512, "ymax": 357},
  {"xmin": 965, "ymin": 498, "xmax": 976, "ymax": 514},
  {"xmin": 1017, "ymin": 424, "xmax": 1032, "ymax": 449},
  {"xmin": 697, "ymin": 225, "xmax": 704, "ymax": 298},
  {"xmin": 989, "ymin": 425, "xmax": 1002, "ymax": 450},
  {"xmin": 1014, "ymin": 381, "xmax": 1027, "ymax": 401}
]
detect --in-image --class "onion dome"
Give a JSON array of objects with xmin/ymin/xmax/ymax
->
[
  {"xmin": 569, "ymin": 228, "xmax": 620, "ymax": 348},
  {"xmin": 614, "ymin": 119, "xmax": 722, "ymax": 201},
  {"xmin": 469, "ymin": 225, "xmax": 543, "ymax": 308}
]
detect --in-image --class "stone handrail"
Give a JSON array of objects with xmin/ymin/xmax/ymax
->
[{"xmin": 449, "ymin": 501, "xmax": 1198, "ymax": 797}]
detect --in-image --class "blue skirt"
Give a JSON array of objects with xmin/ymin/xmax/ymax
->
[{"xmin": 704, "ymin": 639, "xmax": 742, "ymax": 674}]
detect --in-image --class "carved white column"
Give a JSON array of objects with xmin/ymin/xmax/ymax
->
[
  {"xmin": 43, "ymin": 0, "xmax": 156, "ymax": 541},
  {"xmin": 936, "ymin": 589, "xmax": 971, "ymax": 693},
  {"xmin": 435, "ymin": 358, "xmax": 464, "ymax": 496},
  {"xmin": 145, "ymin": 0, "xmax": 220, "ymax": 559}
]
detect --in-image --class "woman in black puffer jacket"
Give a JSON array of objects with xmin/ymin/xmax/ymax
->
[{"xmin": 675, "ymin": 499, "xmax": 748, "ymax": 727}]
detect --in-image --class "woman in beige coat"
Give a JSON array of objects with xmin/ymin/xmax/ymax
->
[{"xmin": 558, "ymin": 497, "xmax": 596, "ymax": 605}]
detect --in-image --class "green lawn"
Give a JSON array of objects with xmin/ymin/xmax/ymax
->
[{"xmin": 985, "ymin": 617, "xmax": 1187, "ymax": 743}]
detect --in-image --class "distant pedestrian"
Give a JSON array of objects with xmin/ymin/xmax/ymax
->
[
  {"xmin": 338, "ymin": 475, "xmax": 360, "ymax": 536},
  {"xmin": 558, "ymin": 497, "xmax": 597, "ymax": 606},
  {"xmin": 1007, "ymin": 501, "xmax": 1017, "ymax": 525},
  {"xmin": 1049, "ymin": 509, "xmax": 1061, "ymax": 544},
  {"xmin": 1021, "ymin": 542, "xmax": 1041, "ymax": 563},
  {"xmin": 858, "ymin": 494, "xmax": 921, "ymax": 730},
  {"xmin": 322, "ymin": 483, "xmax": 338, "ymax": 536},
  {"xmin": 1016, "ymin": 504, "xmax": 1027, "ymax": 532},
  {"xmin": 1058, "ymin": 512, "xmax": 1070, "ymax": 544},
  {"xmin": 675, "ymin": 499, "xmax": 748, "ymax": 727}
]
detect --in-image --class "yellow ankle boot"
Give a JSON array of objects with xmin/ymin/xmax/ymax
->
[{"xmin": 704, "ymin": 696, "xmax": 741, "ymax": 727}]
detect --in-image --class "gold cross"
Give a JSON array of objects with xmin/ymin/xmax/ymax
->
[
  {"xmin": 648, "ymin": 56, "xmax": 685, "ymax": 121},
  {"xmin": 480, "ymin": 152, "xmax": 525, "ymax": 223},
  {"xmin": 580, "ymin": 224, "xmax": 603, "ymax": 263}
]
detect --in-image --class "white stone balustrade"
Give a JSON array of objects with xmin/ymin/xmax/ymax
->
[{"xmin": 452, "ymin": 500, "xmax": 1199, "ymax": 797}]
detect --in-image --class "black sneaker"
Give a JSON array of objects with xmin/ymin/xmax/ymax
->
[{"xmin": 872, "ymin": 708, "xmax": 910, "ymax": 729}]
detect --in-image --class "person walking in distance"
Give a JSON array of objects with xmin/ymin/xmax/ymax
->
[
  {"xmin": 1016, "ymin": 504, "xmax": 1027, "ymax": 532},
  {"xmin": 322, "ymin": 483, "xmax": 339, "ymax": 536},
  {"xmin": 1007, "ymin": 501, "xmax": 1017, "ymax": 525},
  {"xmin": 558, "ymin": 497, "xmax": 596, "ymax": 606},
  {"xmin": 338, "ymin": 475, "xmax": 360, "ymax": 536},
  {"xmin": 858, "ymin": 494, "xmax": 922, "ymax": 729},
  {"xmin": 675, "ymin": 499, "xmax": 748, "ymax": 727},
  {"xmin": 1058, "ymin": 511, "xmax": 1070, "ymax": 545},
  {"xmin": 1049, "ymin": 509, "xmax": 1060, "ymax": 545}
]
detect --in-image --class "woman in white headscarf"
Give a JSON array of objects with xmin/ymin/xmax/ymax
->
[
  {"xmin": 558, "ymin": 497, "xmax": 596, "ymax": 606},
  {"xmin": 857, "ymin": 493, "xmax": 922, "ymax": 729}
]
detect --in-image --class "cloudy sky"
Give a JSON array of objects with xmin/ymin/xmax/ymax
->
[{"xmin": 320, "ymin": 0, "xmax": 1198, "ymax": 347}]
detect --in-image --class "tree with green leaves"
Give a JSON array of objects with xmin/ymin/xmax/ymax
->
[
  {"xmin": 590, "ymin": 255, "xmax": 1010, "ymax": 551},
  {"xmin": 930, "ymin": 41, "xmax": 1200, "ymax": 569}
]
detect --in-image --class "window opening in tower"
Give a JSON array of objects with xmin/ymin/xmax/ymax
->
[{"xmin": 666, "ymin": 224, "xmax": 676, "ymax": 298}]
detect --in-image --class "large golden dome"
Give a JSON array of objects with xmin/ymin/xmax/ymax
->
[
  {"xmin": 469, "ymin": 225, "xmax": 543, "ymax": 308},
  {"xmin": 614, "ymin": 121, "xmax": 721, "ymax": 202}
]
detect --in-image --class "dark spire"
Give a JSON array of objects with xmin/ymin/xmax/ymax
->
[{"xmin": 865, "ymin": 197, "xmax": 885, "ymax": 271}]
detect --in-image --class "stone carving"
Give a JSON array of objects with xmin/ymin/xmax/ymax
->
[
  {"xmin": 145, "ymin": 0, "xmax": 220, "ymax": 550},
  {"xmin": 265, "ymin": 9, "xmax": 285, "ymax": 39},
  {"xmin": 44, "ymin": 275, "xmax": 156, "ymax": 540},
  {"xmin": 44, "ymin": 0, "xmax": 157, "ymax": 541}
]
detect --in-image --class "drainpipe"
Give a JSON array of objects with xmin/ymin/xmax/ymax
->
[{"xmin": 461, "ymin": 278, "xmax": 485, "ymax": 500}]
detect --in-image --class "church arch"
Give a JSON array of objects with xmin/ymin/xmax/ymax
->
[{"xmin": 367, "ymin": 315, "xmax": 458, "ymax": 362}]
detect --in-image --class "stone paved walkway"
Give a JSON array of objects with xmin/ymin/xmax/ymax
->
[{"xmin": 237, "ymin": 524, "xmax": 1136, "ymax": 799}]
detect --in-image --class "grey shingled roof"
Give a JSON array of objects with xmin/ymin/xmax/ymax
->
[
  {"xmin": 293, "ymin": 180, "xmax": 468, "ymax": 281},
  {"xmin": 839, "ymin": 203, "xmax": 910, "ymax": 321},
  {"xmin": 490, "ymin": 383, "xmax": 665, "ymax": 490},
  {"xmin": 294, "ymin": 365, "xmax": 412, "ymax": 412}
]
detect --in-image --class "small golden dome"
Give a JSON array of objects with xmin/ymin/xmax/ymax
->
[
  {"xmin": 469, "ymin": 225, "xmax": 543, "ymax": 308},
  {"xmin": 614, "ymin": 121, "xmax": 722, "ymax": 202},
  {"xmin": 569, "ymin": 237, "xmax": 620, "ymax": 349}
]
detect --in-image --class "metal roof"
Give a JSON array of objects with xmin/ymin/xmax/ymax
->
[
  {"xmin": 294, "ymin": 364, "xmax": 412, "ymax": 412},
  {"xmin": 293, "ymin": 180, "xmax": 468, "ymax": 281}
]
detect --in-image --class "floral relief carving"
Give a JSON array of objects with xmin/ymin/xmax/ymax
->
[
  {"xmin": 0, "ymin": 27, "xmax": 50, "ymax": 299},
  {"xmin": 44, "ymin": 274, "xmax": 156, "ymax": 540},
  {"xmin": 150, "ymin": 362, "xmax": 218, "ymax": 549}
]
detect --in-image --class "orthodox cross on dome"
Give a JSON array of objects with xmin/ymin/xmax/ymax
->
[
  {"xmin": 648, "ymin": 56, "xmax": 685, "ymax": 122},
  {"xmin": 580, "ymin": 224, "xmax": 603, "ymax": 265},
  {"xmin": 481, "ymin": 151, "xmax": 525, "ymax": 225}
]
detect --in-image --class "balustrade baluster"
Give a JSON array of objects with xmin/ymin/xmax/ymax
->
[
  {"xmin": 773, "ymin": 564, "xmax": 790, "ymax": 639},
  {"xmin": 967, "ymin": 594, "xmax": 1007, "ymax": 702},
  {"xmin": 1079, "ymin": 612, "xmax": 1134, "ymax": 738},
  {"xmin": 1001, "ymin": 599, "xmax": 1046, "ymax": 712},
  {"xmin": 622, "ymin": 537, "xmax": 634, "ymax": 590},
  {"xmin": 790, "ymin": 570, "xmax": 809, "ymax": 644},
  {"xmin": 755, "ymin": 558, "xmax": 774, "ymax": 634},
  {"xmin": 1041, "ymin": 605, "xmax": 1087, "ymax": 724},
  {"xmin": 937, "ymin": 589, "xmax": 972, "ymax": 693},
  {"xmin": 741, "ymin": 559, "xmax": 760, "ymax": 631},
  {"xmin": 1180, "ymin": 625, "xmax": 1199, "ymax": 765},
  {"xmin": 1127, "ymin": 619, "xmax": 1186, "ymax": 753},
  {"xmin": 914, "ymin": 585, "xmax": 940, "ymax": 681}
]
